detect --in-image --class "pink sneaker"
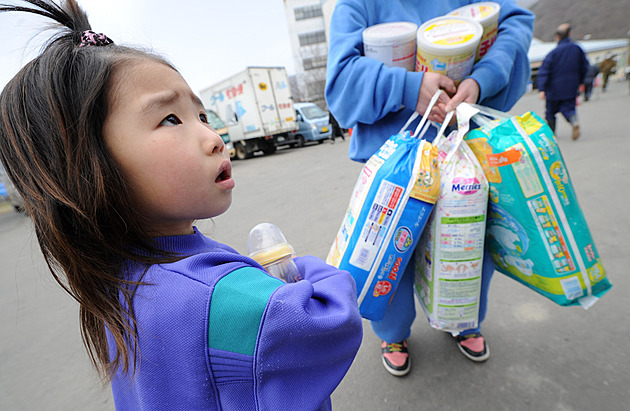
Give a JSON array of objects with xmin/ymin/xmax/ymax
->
[
  {"xmin": 454, "ymin": 333, "xmax": 490, "ymax": 362},
  {"xmin": 381, "ymin": 340, "xmax": 411, "ymax": 376}
]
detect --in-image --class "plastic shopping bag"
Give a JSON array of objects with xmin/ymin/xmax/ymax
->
[
  {"xmin": 463, "ymin": 104, "xmax": 611, "ymax": 308},
  {"xmin": 326, "ymin": 92, "xmax": 442, "ymax": 321},
  {"xmin": 414, "ymin": 104, "xmax": 489, "ymax": 332}
]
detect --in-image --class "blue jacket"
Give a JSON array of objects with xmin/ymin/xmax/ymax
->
[
  {"xmin": 108, "ymin": 229, "xmax": 362, "ymax": 410},
  {"xmin": 325, "ymin": 0, "xmax": 534, "ymax": 162},
  {"xmin": 537, "ymin": 37, "xmax": 590, "ymax": 101}
]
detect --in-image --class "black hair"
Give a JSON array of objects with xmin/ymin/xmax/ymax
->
[{"xmin": 0, "ymin": 0, "xmax": 180, "ymax": 381}]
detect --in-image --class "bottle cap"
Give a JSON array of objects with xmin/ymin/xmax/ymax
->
[
  {"xmin": 247, "ymin": 223, "xmax": 295, "ymax": 267},
  {"xmin": 250, "ymin": 243, "xmax": 295, "ymax": 267}
]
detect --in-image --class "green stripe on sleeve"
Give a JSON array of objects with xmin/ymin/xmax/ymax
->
[{"xmin": 208, "ymin": 267, "xmax": 282, "ymax": 355}]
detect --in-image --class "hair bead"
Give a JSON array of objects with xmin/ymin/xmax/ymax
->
[{"xmin": 78, "ymin": 30, "xmax": 113, "ymax": 48}]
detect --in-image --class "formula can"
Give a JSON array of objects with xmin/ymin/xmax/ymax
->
[
  {"xmin": 362, "ymin": 21, "xmax": 418, "ymax": 71},
  {"xmin": 448, "ymin": 2, "xmax": 500, "ymax": 61},
  {"xmin": 415, "ymin": 16, "xmax": 483, "ymax": 84}
]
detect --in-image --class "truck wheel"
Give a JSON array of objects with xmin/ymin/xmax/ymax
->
[
  {"xmin": 296, "ymin": 135, "xmax": 305, "ymax": 148},
  {"xmin": 235, "ymin": 143, "xmax": 250, "ymax": 160}
]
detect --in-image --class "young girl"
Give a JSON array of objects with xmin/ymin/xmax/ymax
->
[{"xmin": 0, "ymin": 1, "xmax": 362, "ymax": 409}]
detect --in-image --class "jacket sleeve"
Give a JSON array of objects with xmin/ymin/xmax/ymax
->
[
  {"xmin": 324, "ymin": 1, "xmax": 423, "ymax": 129},
  {"xmin": 580, "ymin": 49, "xmax": 590, "ymax": 85},
  {"xmin": 255, "ymin": 256, "xmax": 363, "ymax": 410},
  {"xmin": 536, "ymin": 52, "xmax": 553, "ymax": 93},
  {"xmin": 467, "ymin": 0, "xmax": 535, "ymax": 110}
]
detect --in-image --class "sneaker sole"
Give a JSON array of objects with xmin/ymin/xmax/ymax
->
[
  {"xmin": 457, "ymin": 344, "xmax": 490, "ymax": 362},
  {"xmin": 381, "ymin": 356, "xmax": 411, "ymax": 377}
]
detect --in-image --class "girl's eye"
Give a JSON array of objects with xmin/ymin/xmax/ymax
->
[
  {"xmin": 199, "ymin": 113, "xmax": 209, "ymax": 124},
  {"xmin": 159, "ymin": 114, "xmax": 182, "ymax": 126}
]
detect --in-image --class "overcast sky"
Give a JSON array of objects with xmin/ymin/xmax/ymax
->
[{"xmin": 0, "ymin": 0, "xmax": 295, "ymax": 95}]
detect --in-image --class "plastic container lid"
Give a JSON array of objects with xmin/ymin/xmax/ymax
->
[
  {"xmin": 447, "ymin": 2, "xmax": 501, "ymax": 27},
  {"xmin": 248, "ymin": 223, "xmax": 295, "ymax": 267},
  {"xmin": 362, "ymin": 21, "xmax": 418, "ymax": 46},
  {"xmin": 416, "ymin": 16, "xmax": 483, "ymax": 55}
]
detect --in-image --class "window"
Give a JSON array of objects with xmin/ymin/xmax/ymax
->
[
  {"xmin": 205, "ymin": 110, "xmax": 225, "ymax": 130},
  {"xmin": 300, "ymin": 104, "xmax": 327, "ymax": 120},
  {"xmin": 298, "ymin": 30, "xmax": 326, "ymax": 46},
  {"xmin": 302, "ymin": 55, "xmax": 327, "ymax": 70},
  {"xmin": 294, "ymin": 5, "xmax": 323, "ymax": 21}
]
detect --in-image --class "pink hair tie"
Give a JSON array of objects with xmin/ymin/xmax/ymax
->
[{"xmin": 79, "ymin": 30, "xmax": 114, "ymax": 48}]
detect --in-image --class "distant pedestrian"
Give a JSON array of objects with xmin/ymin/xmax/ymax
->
[
  {"xmin": 329, "ymin": 113, "xmax": 346, "ymax": 143},
  {"xmin": 599, "ymin": 54, "xmax": 616, "ymax": 92},
  {"xmin": 537, "ymin": 23, "xmax": 589, "ymax": 140},
  {"xmin": 583, "ymin": 63, "xmax": 599, "ymax": 101}
]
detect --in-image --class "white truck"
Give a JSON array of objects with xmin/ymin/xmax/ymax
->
[{"xmin": 200, "ymin": 67, "xmax": 298, "ymax": 160}]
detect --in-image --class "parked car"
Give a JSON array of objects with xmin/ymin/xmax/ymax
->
[{"xmin": 290, "ymin": 102, "xmax": 332, "ymax": 147}]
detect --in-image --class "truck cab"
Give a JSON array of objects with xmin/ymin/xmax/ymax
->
[
  {"xmin": 205, "ymin": 109, "xmax": 236, "ymax": 159},
  {"xmin": 291, "ymin": 103, "xmax": 332, "ymax": 147}
]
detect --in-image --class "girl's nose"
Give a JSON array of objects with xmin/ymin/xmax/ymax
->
[{"xmin": 204, "ymin": 127, "xmax": 225, "ymax": 155}]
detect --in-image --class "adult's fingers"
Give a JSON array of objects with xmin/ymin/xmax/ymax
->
[{"xmin": 438, "ymin": 75, "xmax": 457, "ymax": 95}]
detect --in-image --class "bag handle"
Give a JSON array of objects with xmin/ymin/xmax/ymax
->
[
  {"xmin": 467, "ymin": 103, "xmax": 510, "ymax": 127},
  {"xmin": 397, "ymin": 89, "xmax": 443, "ymax": 135},
  {"xmin": 412, "ymin": 90, "xmax": 442, "ymax": 138},
  {"xmin": 468, "ymin": 103, "xmax": 510, "ymax": 120},
  {"xmin": 434, "ymin": 110, "xmax": 455, "ymax": 148},
  {"xmin": 398, "ymin": 111, "xmax": 419, "ymax": 134},
  {"xmin": 436, "ymin": 103, "xmax": 479, "ymax": 164}
]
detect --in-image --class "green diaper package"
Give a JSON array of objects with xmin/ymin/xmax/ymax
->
[{"xmin": 463, "ymin": 106, "xmax": 611, "ymax": 308}]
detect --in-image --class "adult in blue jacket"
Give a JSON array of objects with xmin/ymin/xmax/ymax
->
[
  {"xmin": 326, "ymin": 0, "xmax": 534, "ymax": 377},
  {"xmin": 537, "ymin": 23, "xmax": 589, "ymax": 140}
]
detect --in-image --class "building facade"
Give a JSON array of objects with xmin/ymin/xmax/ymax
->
[{"xmin": 284, "ymin": 0, "xmax": 336, "ymax": 109}]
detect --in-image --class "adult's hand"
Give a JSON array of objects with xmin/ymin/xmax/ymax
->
[
  {"xmin": 538, "ymin": 91, "xmax": 546, "ymax": 100},
  {"xmin": 416, "ymin": 72, "xmax": 456, "ymax": 123},
  {"xmin": 444, "ymin": 78, "xmax": 480, "ymax": 113}
]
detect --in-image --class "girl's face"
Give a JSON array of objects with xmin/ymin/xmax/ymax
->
[{"xmin": 103, "ymin": 60, "xmax": 234, "ymax": 236}]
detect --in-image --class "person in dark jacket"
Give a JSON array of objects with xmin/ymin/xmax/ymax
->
[
  {"xmin": 583, "ymin": 63, "xmax": 599, "ymax": 101},
  {"xmin": 537, "ymin": 23, "xmax": 589, "ymax": 140}
]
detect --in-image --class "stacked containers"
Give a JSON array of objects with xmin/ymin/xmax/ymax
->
[
  {"xmin": 415, "ymin": 16, "xmax": 483, "ymax": 84},
  {"xmin": 362, "ymin": 22, "xmax": 418, "ymax": 71},
  {"xmin": 448, "ymin": 2, "xmax": 501, "ymax": 62}
]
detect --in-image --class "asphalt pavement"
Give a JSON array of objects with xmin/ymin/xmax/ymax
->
[{"xmin": 1, "ymin": 79, "xmax": 628, "ymax": 410}]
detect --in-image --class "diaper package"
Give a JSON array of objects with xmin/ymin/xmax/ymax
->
[
  {"xmin": 327, "ymin": 94, "xmax": 444, "ymax": 321},
  {"xmin": 415, "ymin": 106, "xmax": 488, "ymax": 332},
  {"xmin": 463, "ymin": 105, "xmax": 611, "ymax": 308}
]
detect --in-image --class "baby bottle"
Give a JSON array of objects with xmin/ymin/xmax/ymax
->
[{"xmin": 248, "ymin": 223, "xmax": 301, "ymax": 283}]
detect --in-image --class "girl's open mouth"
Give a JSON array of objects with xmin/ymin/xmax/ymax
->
[{"xmin": 215, "ymin": 161, "xmax": 234, "ymax": 189}]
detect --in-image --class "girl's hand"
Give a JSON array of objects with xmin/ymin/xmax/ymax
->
[{"xmin": 416, "ymin": 72, "xmax": 456, "ymax": 123}]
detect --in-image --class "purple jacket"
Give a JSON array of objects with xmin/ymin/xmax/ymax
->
[
  {"xmin": 537, "ymin": 38, "xmax": 589, "ymax": 100},
  {"xmin": 108, "ymin": 229, "xmax": 362, "ymax": 410}
]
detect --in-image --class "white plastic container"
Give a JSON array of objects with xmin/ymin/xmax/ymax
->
[
  {"xmin": 362, "ymin": 22, "xmax": 418, "ymax": 71},
  {"xmin": 248, "ymin": 223, "xmax": 301, "ymax": 283},
  {"xmin": 448, "ymin": 2, "xmax": 501, "ymax": 61},
  {"xmin": 415, "ymin": 16, "xmax": 483, "ymax": 84}
]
